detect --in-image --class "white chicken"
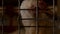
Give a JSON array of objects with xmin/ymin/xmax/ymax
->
[{"xmin": 20, "ymin": 0, "xmax": 36, "ymax": 34}]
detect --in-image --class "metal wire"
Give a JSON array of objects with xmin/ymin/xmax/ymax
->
[
  {"xmin": 2, "ymin": 0, "xmax": 4, "ymax": 34},
  {"xmin": 1, "ymin": 0, "xmax": 56, "ymax": 34},
  {"xmin": 18, "ymin": 0, "xmax": 20, "ymax": 34},
  {"xmin": 53, "ymin": 0, "xmax": 55, "ymax": 34}
]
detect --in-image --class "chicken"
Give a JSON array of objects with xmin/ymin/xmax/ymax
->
[
  {"xmin": 20, "ymin": 0, "xmax": 36, "ymax": 34},
  {"xmin": 20, "ymin": 0, "xmax": 57, "ymax": 34}
]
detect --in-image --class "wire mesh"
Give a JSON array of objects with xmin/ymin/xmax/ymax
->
[{"xmin": 0, "ymin": 0, "xmax": 56, "ymax": 34}]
